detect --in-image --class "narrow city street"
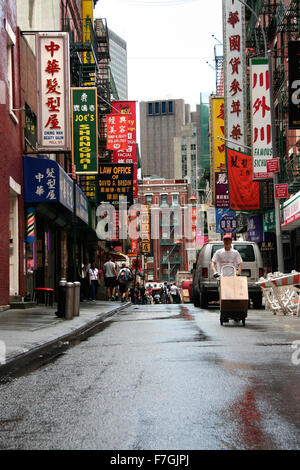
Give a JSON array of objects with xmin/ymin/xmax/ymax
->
[{"xmin": 0, "ymin": 303, "xmax": 299, "ymax": 450}]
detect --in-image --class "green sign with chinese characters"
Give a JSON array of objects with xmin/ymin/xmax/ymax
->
[
  {"xmin": 71, "ymin": 88, "xmax": 98, "ymax": 174},
  {"xmin": 263, "ymin": 209, "xmax": 276, "ymax": 232}
]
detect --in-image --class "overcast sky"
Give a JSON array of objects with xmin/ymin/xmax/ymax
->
[{"xmin": 94, "ymin": 0, "xmax": 223, "ymax": 112}]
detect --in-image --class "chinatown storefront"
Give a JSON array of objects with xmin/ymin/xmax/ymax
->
[
  {"xmin": 281, "ymin": 191, "xmax": 300, "ymax": 272},
  {"xmin": 23, "ymin": 155, "xmax": 95, "ymax": 299}
]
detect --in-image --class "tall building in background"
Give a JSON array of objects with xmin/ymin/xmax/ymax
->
[
  {"xmin": 174, "ymin": 122, "xmax": 198, "ymax": 196},
  {"xmin": 108, "ymin": 29, "xmax": 128, "ymax": 100},
  {"xmin": 140, "ymin": 99, "xmax": 189, "ymax": 179}
]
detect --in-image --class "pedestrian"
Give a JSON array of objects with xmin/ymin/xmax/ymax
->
[
  {"xmin": 170, "ymin": 282, "xmax": 179, "ymax": 304},
  {"xmin": 103, "ymin": 256, "xmax": 118, "ymax": 300},
  {"xmin": 140, "ymin": 283, "xmax": 146, "ymax": 304},
  {"xmin": 162, "ymin": 282, "xmax": 168, "ymax": 304},
  {"xmin": 118, "ymin": 263, "xmax": 132, "ymax": 302},
  {"xmin": 89, "ymin": 262, "xmax": 100, "ymax": 301},
  {"xmin": 211, "ymin": 233, "xmax": 243, "ymax": 278}
]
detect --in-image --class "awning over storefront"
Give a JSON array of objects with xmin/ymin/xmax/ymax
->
[
  {"xmin": 23, "ymin": 155, "xmax": 89, "ymax": 226},
  {"xmin": 281, "ymin": 191, "xmax": 300, "ymax": 231}
]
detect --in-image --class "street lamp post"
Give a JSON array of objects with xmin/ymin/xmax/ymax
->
[{"xmin": 236, "ymin": 0, "xmax": 284, "ymax": 272}]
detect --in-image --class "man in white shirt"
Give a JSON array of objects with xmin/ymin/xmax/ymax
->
[
  {"xmin": 103, "ymin": 256, "xmax": 118, "ymax": 300},
  {"xmin": 211, "ymin": 233, "xmax": 243, "ymax": 277}
]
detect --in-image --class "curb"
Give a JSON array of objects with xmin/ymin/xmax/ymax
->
[{"xmin": 0, "ymin": 302, "xmax": 131, "ymax": 383}]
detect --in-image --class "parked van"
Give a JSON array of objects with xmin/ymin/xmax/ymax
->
[{"xmin": 192, "ymin": 241, "xmax": 264, "ymax": 309}]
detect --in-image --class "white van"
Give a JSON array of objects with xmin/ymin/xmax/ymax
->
[{"xmin": 192, "ymin": 241, "xmax": 264, "ymax": 309}]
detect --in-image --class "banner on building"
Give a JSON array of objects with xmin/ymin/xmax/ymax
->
[
  {"xmin": 215, "ymin": 172, "xmax": 229, "ymax": 208},
  {"xmin": 71, "ymin": 87, "xmax": 98, "ymax": 174},
  {"xmin": 226, "ymin": 147, "xmax": 260, "ymax": 210},
  {"xmin": 211, "ymin": 97, "xmax": 225, "ymax": 172},
  {"xmin": 106, "ymin": 114, "xmax": 129, "ymax": 150},
  {"xmin": 223, "ymin": 0, "xmax": 246, "ymax": 152},
  {"xmin": 250, "ymin": 58, "xmax": 273, "ymax": 179},
  {"xmin": 98, "ymin": 163, "xmax": 134, "ymax": 206},
  {"xmin": 36, "ymin": 33, "xmax": 70, "ymax": 151},
  {"xmin": 140, "ymin": 204, "xmax": 152, "ymax": 255},
  {"xmin": 288, "ymin": 41, "xmax": 300, "ymax": 129}
]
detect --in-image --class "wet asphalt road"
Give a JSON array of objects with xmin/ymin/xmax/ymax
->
[{"xmin": 0, "ymin": 303, "xmax": 300, "ymax": 450}]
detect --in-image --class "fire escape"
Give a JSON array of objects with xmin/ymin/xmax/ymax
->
[
  {"xmin": 245, "ymin": 0, "xmax": 300, "ymax": 206},
  {"xmin": 63, "ymin": 17, "xmax": 119, "ymax": 205}
]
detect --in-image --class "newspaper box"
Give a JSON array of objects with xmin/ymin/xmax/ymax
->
[{"xmin": 220, "ymin": 276, "xmax": 248, "ymax": 313}]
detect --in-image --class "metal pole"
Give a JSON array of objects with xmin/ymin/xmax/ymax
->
[{"xmin": 268, "ymin": 49, "xmax": 284, "ymax": 272}]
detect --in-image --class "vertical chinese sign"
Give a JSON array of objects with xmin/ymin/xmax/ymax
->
[
  {"xmin": 212, "ymin": 97, "xmax": 225, "ymax": 172},
  {"xmin": 111, "ymin": 101, "xmax": 138, "ymax": 198},
  {"xmin": 106, "ymin": 114, "xmax": 129, "ymax": 150},
  {"xmin": 288, "ymin": 41, "xmax": 300, "ymax": 129},
  {"xmin": 71, "ymin": 88, "xmax": 98, "ymax": 174},
  {"xmin": 36, "ymin": 33, "xmax": 70, "ymax": 151},
  {"xmin": 223, "ymin": 0, "xmax": 246, "ymax": 151},
  {"xmin": 140, "ymin": 204, "xmax": 152, "ymax": 256},
  {"xmin": 250, "ymin": 58, "xmax": 273, "ymax": 179}
]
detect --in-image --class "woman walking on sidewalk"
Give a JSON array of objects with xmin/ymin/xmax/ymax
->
[{"xmin": 89, "ymin": 262, "xmax": 100, "ymax": 301}]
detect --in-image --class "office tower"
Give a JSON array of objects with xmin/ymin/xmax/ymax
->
[{"xmin": 108, "ymin": 29, "xmax": 128, "ymax": 100}]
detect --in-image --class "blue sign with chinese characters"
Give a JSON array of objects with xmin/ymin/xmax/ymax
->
[
  {"xmin": 23, "ymin": 156, "xmax": 73, "ymax": 213},
  {"xmin": 215, "ymin": 208, "xmax": 237, "ymax": 233},
  {"xmin": 247, "ymin": 215, "xmax": 264, "ymax": 243}
]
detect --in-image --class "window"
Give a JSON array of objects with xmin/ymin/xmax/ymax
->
[
  {"xmin": 211, "ymin": 244, "xmax": 255, "ymax": 262},
  {"xmin": 145, "ymin": 194, "xmax": 152, "ymax": 205},
  {"xmin": 161, "ymin": 101, "xmax": 166, "ymax": 114},
  {"xmin": 155, "ymin": 102, "xmax": 160, "ymax": 114},
  {"xmin": 168, "ymin": 101, "xmax": 173, "ymax": 113},
  {"xmin": 160, "ymin": 194, "xmax": 168, "ymax": 206},
  {"xmin": 172, "ymin": 194, "xmax": 179, "ymax": 205},
  {"xmin": 148, "ymin": 102, "xmax": 153, "ymax": 115}
]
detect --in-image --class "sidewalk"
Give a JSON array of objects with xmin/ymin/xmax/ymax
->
[{"xmin": 0, "ymin": 300, "xmax": 130, "ymax": 381}]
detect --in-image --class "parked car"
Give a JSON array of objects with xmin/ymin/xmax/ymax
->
[{"xmin": 192, "ymin": 241, "xmax": 264, "ymax": 309}]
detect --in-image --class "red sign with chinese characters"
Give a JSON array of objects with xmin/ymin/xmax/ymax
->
[
  {"xmin": 275, "ymin": 183, "xmax": 288, "ymax": 199},
  {"xmin": 226, "ymin": 147, "xmax": 260, "ymax": 210},
  {"xmin": 106, "ymin": 114, "xmax": 129, "ymax": 150},
  {"xmin": 266, "ymin": 158, "xmax": 279, "ymax": 173}
]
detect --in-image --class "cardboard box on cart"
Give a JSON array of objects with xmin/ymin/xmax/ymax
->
[{"xmin": 220, "ymin": 276, "xmax": 248, "ymax": 313}]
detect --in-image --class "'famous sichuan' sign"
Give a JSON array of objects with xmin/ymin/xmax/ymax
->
[
  {"xmin": 250, "ymin": 58, "xmax": 273, "ymax": 179},
  {"xmin": 36, "ymin": 33, "xmax": 70, "ymax": 151},
  {"xmin": 71, "ymin": 88, "xmax": 98, "ymax": 174}
]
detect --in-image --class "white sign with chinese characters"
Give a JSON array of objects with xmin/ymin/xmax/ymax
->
[
  {"xmin": 223, "ymin": 0, "xmax": 246, "ymax": 151},
  {"xmin": 36, "ymin": 33, "xmax": 71, "ymax": 151},
  {"xmin": 251, "ymin": 58, "xmax": 273, "ymax": 179}
]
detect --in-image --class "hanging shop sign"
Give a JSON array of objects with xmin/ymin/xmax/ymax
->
[
  {"xmin": 215, "ymin": 208, "xmax": 237, "ymax": 234},
  {"xmin": 215, "ymin": 172, "xmax": 229, "ymax": 208},
  {"xmin": 36, "ymin": 33, "xmax": 70, "ymax": 151},
  {"xmin": 23, "ymin": 156, "xmax": 73, "ymax": 213},
  {"xmin": 71, "ymin": 87, "xmax": 98, "ymax": 174},
  {"xmin": 106, "ymin": 114, "xmax": 129, "ymax": 150},
  {"xmin": 266, "ymin": 158, "xmax": 279, "ymax": 173},
  {"xmin": 211, "ymin": 97, "xmax": 225, "ymax": 172},
  {"xmin": 98, "ymin": 163, "xmax": 134, "ymax": 206},
  {"xmin": 247, "ymin": 215, "xmax": 264, "ymax": 243},
  {"xmin": 226, "ymin": 147, "xmax": 260, "ymax": 210},
  {"xmin": 263, "ymin": 209, "xmax": 276, "ymax": 232},
  {"xmin": 223, "ymin": 0, "xmax": 246, "ymax": 152},
  {"xmin": 275, "ymin": 183, "xmax": 288, "ymax": 199},
  {"xmin": 288, "ymin": 41, "xmax": 300, "ymax": 129},
  {"xmin": 140, "ymin": 204, "xmax": 152, "ymax": 255},
  {"xmin": 111, "ymin": 101, "xmax": 138, "ymax": 198},
  {"xmin": 75, "ymin": 186, "xmax": 89, "ymax": 224},
  {"xmin": 250, "ymin": 58, "xmax": 273, "ymax": 179}
]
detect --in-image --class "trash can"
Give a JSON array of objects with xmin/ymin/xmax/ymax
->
[
  {"xmin": 65, "ymin": 282, "xmax": 74, "ymax": 320},
  {"xmin": 73, "ymin": 281, "xmax": 81, "ymax": 317},
  {"xmin": 55, "ymin": 278, "xmax": 67, "ymax": 318}
]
